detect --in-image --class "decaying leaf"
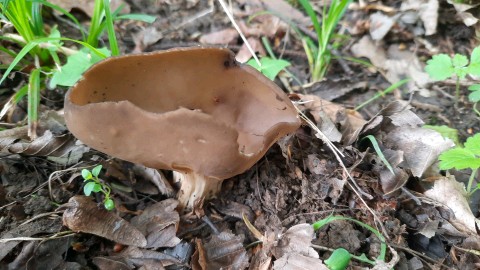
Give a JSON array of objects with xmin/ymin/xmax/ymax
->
[
  {"xmin": 0, "ymin": 111, "xmax": 89, "ymax": 165},
  {"xmin": 424, "ymin": 176, "xmax": 480, "ymax": 235},
  {"xmin": 130, "ymin": 199, "xmax": 181, "ymax": 248},
  {"xmin": 369, "ymin": 12, "xmax": 397, "ymax": 40},
  {"xmin": 400, "ymin": 0, "xmax": 439, "ymax": 35},
  {"xmin": 47, "ymin": 0, "xmax": 130, "ymax": 17},
  {"xmin": 272, "ymin": 224, "xmax": 319, "ymax": 259},
  {"xmin": 62, "ymin": 196, "xmax": 147, "ymax": 247},
  {"xmin": 295, "ymin": 94, "xmax": 366, "ymax": 144},
  {"xmin": 132, "ymin": 165, "xmax": 174, "ymax": 196},
  {"xmin": 273, "ymin": 253, "xmax": 328, "ymax": 270},
  {"xmin": 195, "ymin": 230, "xmax": 249, "ymax": 270},
  {"xmin": 199, "ymin": 28, "xmax": 239, "ymax": 45},
  {"xmin": 446, "ymin": 0, "xmax": 479, "ymax": 26}
]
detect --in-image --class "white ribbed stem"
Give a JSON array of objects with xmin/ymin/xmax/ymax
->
[{"xmin": 174, "ymin": 171, "xmax": 222, "ymax": 211}]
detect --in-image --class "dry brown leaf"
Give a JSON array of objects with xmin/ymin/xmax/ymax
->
[
  {"xmin": 273, "ymin": 253, "xmax": 328, "ymax": 270},
  {"xmin": 272, "ymin": 224, "xmax": 319, "ymax": 259},
  {"xmin": 0, "ymin": 111, "xmax": 89, "ymax": 165},
  {"xmin": 235, "ymin": 37, "xmax": 266, "ymax": 63},
  {"xmin": 130, "ymin": 199, "xmax": 181, "ymax": 248},
  {"xmin": 369, "ymin": 12, "xmax": 396, "ymax": 40},
  {"xmin": 62, "ymin": 196, "xmax": 147, "ymax": 247},
  {"xmin": 446, "ymin": 0, "xmax": 478, "ymax": 26},
  {"xmin": 47, "ymin": 0, "xmax": 130, "ymax": 17},
  {"xmin": 424, "ymin": 176, "xmax": 480, "ymax": 235},
  {"xmin": 260, "ymin": 0, "xmax": 309, "ymax": 24},
  {"xmin": 132, "ymin": 165, "xmax": 174, "ymax": 196},
  {"xmin": 199, "ymin": 28, "xmax": 239, "ymax": 45},
  {"xmin": 196, "ymin": 230, "xmax": 249, "ymax": 270}
]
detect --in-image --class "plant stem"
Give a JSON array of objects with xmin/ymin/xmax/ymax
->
[
  {"xmin": 174, "ymin": 171, "xmax": 222, "ymax": 211},
  {"xmin": 467, "ymin": 168, "xmax": 478, "ymax": 195},
  {"xmin": 455, "ymin": 77, "xmax": 460, "ymax": 106}
]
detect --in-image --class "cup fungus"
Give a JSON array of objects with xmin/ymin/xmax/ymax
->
[{"xmin": 64, "ymin": 47, "xmax": 300, "ymax": 210}]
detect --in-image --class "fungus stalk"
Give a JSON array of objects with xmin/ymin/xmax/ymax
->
[{"xmin": 173, "ymin": 171, "xmax": 223, "ymax": 210}]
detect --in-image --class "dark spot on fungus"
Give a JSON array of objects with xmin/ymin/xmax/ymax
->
[
  {"xmin": 93, "ymin": 90, "xmax": 97, "ymax": 94},
  {"xmin": 131, "ymin": 83, "xmax": 136, "ymax": 87},
  {"xmin": 223, "ymin": 60, "xmax": 230, "ymax": 68},
  {"xmin": 275, "ymin": 94, "xmax": 284, "ymax": 102},
  {"xmin": 213, "ymin": 96, "xmax": 221, "ymax": 104}
]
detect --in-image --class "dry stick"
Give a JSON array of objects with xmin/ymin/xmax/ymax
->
[
  {"xmin": 294, "ymin": 103, "xmax": 390, "ymax": 240},
  {"xmin": 217, "ymin": 0, "xmax": 261, "ymax": 67}
]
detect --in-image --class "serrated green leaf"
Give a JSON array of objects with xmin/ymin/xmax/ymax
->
[
  {"xmin": 104, "ymin": 198, "xmax": 115, "ymax": 210},
  {"xmin": 425, "ymin": 54, "xmax": 454, "ymax": 80},
  {"xmin": 468, "ymin": 46, "xmax": 480, "ymax": 76},
  {"xmin": 464, "ymin": 133, "xmax": 480, "ymax": 155},
  {"xmin": 92, "ymin": 165, "xmax": 102, "ymax": 177},
  {"xmin": 247, "ymin": 57, "xmax": 291, "ymax": 80},
  {"xmin": 439, "ymin": 148, "xmax": 480, "ymax": 170},
  {"xmin": 454, "ymin": 66, "xmax": 468, "ymax": 79},
  {"xmin": 81, "ymin": 169, "xmax": 92, "ymax": 180},
  {"xmin": 469, "ymin": 90, "xmax": 480, "ymax": 102},
  {"xmin": 452, "ymin": 54, "xmax": 468, "ymax": 68},
  {"xmin": 84, "ymin": 181, "xmax": 96, "ymax": 196},
  {"xmin": 423, "ymin": 125, "xmax": 460, "ymax": 146}
]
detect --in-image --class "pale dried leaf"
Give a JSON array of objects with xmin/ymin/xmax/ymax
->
[
  {"xmin": 132, "ymin": 165, "xmax": 174, "ymax": 196},
  {"xmin": 47, "ymin": 0, "xmax": 130, "ymax": 17},
  {"xmin": 369, "ymin": 12, "xmax": 396, "ymax": 40},
  {"xmin": 400, "ymin": 0, "xmax": 439, "ymax": 35},
  {"xmin": 424, "ymin": 176, "xmax": 480, "ymax": 235},
  {"xmin": 273, "ymin": 224, "xmax": 318, "ymax": 259},
  {"xmin": 197, "ymin": 230, "xmax": 249, "ymax": 270},
  {"xmin": 446, "ymin": 0, "xmax": 479, "ymax": 26},
  {"xmin": 92, "ymin": 257, "xmax": 132, "ymax": 270},
  {"xmin": 62, "ymin": 196, "xmax": 147, "ymax": 247},
  {"xmin": 199, "ymin": 28, "xmax": 239, "ymax": 45},
  {"xmin": 273, "ymin": 253, "xmax": 328, "ymax": 270},
  {"xmin": 130, "ymin": 199, "xmax": 181, "ymax": 248},
  {"xmin": 236, "ymin": 37, "xmax": 265, "ymax": 63},
  {"xmin": 260, "ymin": 0, "xmax": 309, "ymax": 24}
]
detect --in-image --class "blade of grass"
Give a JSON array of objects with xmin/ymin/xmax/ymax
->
[
  {"xmin": 115, "ymin": 13, "xmax": 156, "ymax": 23},
  {"xmin": 103, "ymin": 0, "xmax": 119, "ymax": 56},
  {"xmin": 0, "ymin": 37, "xmax": 108, "ymax": 86},
  {"xmin": 361, "ymin": 135, "xmax": 395, "ymax": 175},
  {"xmin": 30, "ymin": 1, "xmax": 44, "ymax": 37},
  {"xmin": 87, "ymin": 0, "xmax": 105, "ymax": 47},
  {"xmin": 355, "ymin": 79, "xmax": 410, "ymax": 111},
  {"xmin": 28, "ymin": 67, "xmax": 40, "ymax": 139}
]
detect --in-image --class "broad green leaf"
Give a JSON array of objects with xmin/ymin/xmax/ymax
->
[
  {"xmin": 439, "ymin": 148, "xmax": 480, "ymax": 170},
  {"xmin": 247, "ymin": 57, "xmax": 290, "ymax": 80},
  {"xmin": 325, "ymin": 248, "xmax": 351, "ymax": 270},
  {"xmin": 81, "ymin": 169, "xmax": 92, "ymax": 180},
  {"xmin": 92, "ymin": 183, "xmax": 102, "ymax": 193},
  {"xmin": 50, "ymin": 47, "xmax": 110, "ymax": 88},
  {"xmin": 464, "ymin": 133, "xmax": 480, "ymax": 155},
  {"xmin": 469, "ymin": 90, "xmax": 480, "ymax": 102},
  {"xmin": 468, "ymin": 46, "xmax": 480, "ymax": 75},
  {"xmin": 425, "ymin": 54, "xmax": 454, "ymax": 80},
  {"xmin": 452, "ymin": 54, "xmax": 468, "ymax": 68},
  {"xmin": 469, "ymin": 84, "xmax": 480, "ymax": 91},
  {"xmin": 84, "ymin": 181, "xmax": 96, "ymax": 196},
  {"xmin": 104, "ymin": 198, "xmax": 115, "ymax": 210},
  {"xmin": 92, "ymin": 165, "xmax": 102, "ymax": 177}
]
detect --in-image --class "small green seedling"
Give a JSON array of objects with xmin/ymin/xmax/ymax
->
[
  {"xmin": 324, "ymin": 248, "xmax": 351, "ymax": 270},
  {"xmin": 439, "ymin": 133, "xmax": 480, "ymax": 196},
  {"xmin": 425, "ymin": 46, "xmax": 480, "ymax": 103},
  {"xmin": 247, "ymin": 57, "xmax": 290, "ymax": 80},
  {"xmin": 81, "ymin": 165, "xmax": 115, "ymax": 210},
  {"xmin": 468, "ymin": 84, "xmax": 480, "ymax": 116}
]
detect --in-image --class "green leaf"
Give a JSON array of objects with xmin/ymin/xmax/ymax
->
[
  {"xmin": 115, "ymin": 13, "xmax": 156, "ymax": 23},
  {"xmin": 439, "ymin": 148, "xmax": 480, "ymax": 170},
  {"xmin": 469, "ymin": 84, "xmax": 480, "ymax": 91},
  {"xmin": 247, "ymin": 57, "xmax": 290, "ymax": 80},
  {"xmin": 464, "ymin": 133, "xmax": 480, "ymax": 155},
  {"xmin": 92, "ymin": 165, "xmax": 102, "ymax": 177},
  {"xmin": 84, "ymin": 181, "xmax": 96, "ymax": 196},
  {"xmin": 452, "ymin": 54, "xmax": 468, "ymax": 68},
  {"xmin": 425, "ymin": 54, "xmax": 454, "ymax": 81},
  {"xmin": 325, "ymin": 248, "xmax": 351, "ymax": 270},
  {"xmin": 92, "ymin": 183, "xmax": 102, "ymax": 193},
  {"xmin": 104, "ymin": 198, "xmax": 115, "ymax": 210},
  {"xmin": 468, "ymin": 46, "xmax": 480, "ymax": 76},
  {"xmin": 81, "ymin": 169, "xmax": 92, "ymax": 180},
  {"xmin": 469, "ymin": 91, "xmax": 480, "ymax": 102},
  {"xmin": 50, "ymin": 47, "xmax": 110, "ymax": 88}
]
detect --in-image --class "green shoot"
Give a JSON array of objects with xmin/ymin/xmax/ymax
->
[
  {"xmin": 324, "ymin": 248, "xmax": 351, "ymax": 270},
  {"xmin": 355, "ymin": 79, "xmax": 410, "ymax": 111},
  {"xmin": 425, "ymin": 46, "xmax": 480, "ymax": 104},
  {"xmin": 360, "ymin": 135, "xmax": 395, "ymax": 175},
  {"xmin": 297, "ymin": 0, "xmax": 352, "ymax": 82},
  {"xmin": 313, "ymin": 215, "xmax": 387, "ymax": 266},
  {"xmin": 439, "ymin": 133, "xmax": 480, "ymax": 195},
  {"xmin": 423, "ymin": 125, "xmax": 461, "ymax": 146},
  {"xmin": 27, "ymin": 67, "xmax": 40, "ymax": 139},
  {"xmin": 81, "ymin": 165, "xmax": 115, "ymax": 210},
  {"xmin": 468, "ymin": 84, "xmax": 480, "ymax": 116}
]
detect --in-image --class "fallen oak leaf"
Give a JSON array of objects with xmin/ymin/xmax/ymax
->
[{"xmin": 62, "ymin": 196, "xmax": 147, "ymax": 247}]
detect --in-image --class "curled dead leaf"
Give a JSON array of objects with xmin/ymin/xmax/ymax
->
[{"xmin": 62, "ymin": 196, "xmax": 147, "ymax": 247}]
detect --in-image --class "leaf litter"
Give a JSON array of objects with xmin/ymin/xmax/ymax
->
[{"xmin": 1, "ymin": 0, "xmax": 480, "ymax": 269}]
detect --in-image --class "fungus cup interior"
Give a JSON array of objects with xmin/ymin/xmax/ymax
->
[{"xmin": 64, "ymin": 47, "xmax": 300, "ymax": 210}]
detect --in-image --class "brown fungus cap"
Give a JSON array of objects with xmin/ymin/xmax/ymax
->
[{"xmin": 64, "ymin": 47, "xmax": 300, "ymax": 180}]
